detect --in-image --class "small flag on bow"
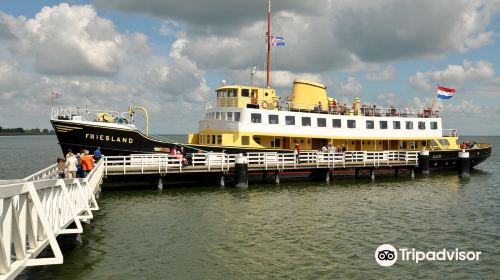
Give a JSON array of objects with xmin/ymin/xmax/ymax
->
[{"xmin": 271, "ymin": 36, "xmax": 285, "ymax": 46}]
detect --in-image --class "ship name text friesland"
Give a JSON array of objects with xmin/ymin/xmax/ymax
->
[{"xmin": 85, "ymin": 134, "xmax": 134, "ymax": 143}]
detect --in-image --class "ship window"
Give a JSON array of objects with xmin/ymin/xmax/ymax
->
[
  {"xmin": 221, "ymin": 112, "xmax": 226, "ymax": 120},
  {"xmin": 393, "ymin": 121, "xmax": 401, "ymax": 129},
  {"xmin": 347, "ymin": 120, "xmax": 356, "ymax": 128},
  {"xmin": 406, "ymin": 121, "xmax": 413, "ymax": 130},
  {"xmin": 251, "ymin": 89, "xmax": 258, "ymax": 98},
  {"xmin": 212, "ymin": 135, "xmax": 216, "ymax": 144},
  {"xmin": 254, "ymin": 137, "xmax": 261, "ymax": 144},
  {"xmin": 380, "ymin": 121, "xmax": 388, "ymax": 129},
  {"xmin": 241, "ymin": 89, "xmax": 249, "ymax": 97},
  {"xmin": 242, "ymin": 136, "xmax": 249, "ymax": 145},
  {"xmin": 430, "ymin": 122, "xmax": 438, "ymax": 130},
  {"xmin": 265, "ymin": 92, "xmax": 269, "ymax": 96},
  {"xmin": 269, "ymin": 114, "xmax": 279, "ymax": 124},
  {"xmin": 210, "ymin": 112, "xmax": 215, "ymax": 119},
  {"xmin": 400, "ymin": 141, "xmax": 407, "ymax": 149},
  {"xmin": 366, "ymin": 120, "xmax": 375, "ymax": 129},
  {"xmin": 317, "ymin": 118, "xmax": 326, "ymax": 127},
  {"xmin": 228, "ymin": 89, "xmax": 237, "ymax": 97},
  {"xmin": 302, "ymin": 117, "xmax": 311, "ymax": 126},
  {"xmin": 271, "ymin": 138, "xmax": 281, "ymax": 148},
  {"xmin": 285, "ymin": 116, "xmax": 295, "ymax": 125},
  {"xmin": 216, "ymin": 112, "xmax": 221, "ymax": 120},
  {"xmin": 332, "ymin": 119, "xmax": 341, "ymax": 128},
  {"xmin": 217, "ymin": 135, "xmax": 222, "ymax": 144},
  {"xmin": 251, "ymin": 113, "xmax": 262, "ymax": 123},
  {"xmin": 418, "ymin": 121, "xmax": 426, "ymax": 130},
  {"xmin": 410, "ymin": 141, "xmax": 416, "ymax": 149},
  {"xmin": 234, "ymin": 112, "xmax": 241, "ymax": 122},
  {"xmin": 227, "ymin": 112, "xmax": 233, "ymax": 121},
  {"xmin": 439, "ymin": 139, "xmax": 450, "ymax": 146}
]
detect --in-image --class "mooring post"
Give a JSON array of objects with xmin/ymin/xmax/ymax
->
[
  {"xmin": 370, "ymin": 168, "xmax": 375, "ymax": 181},
  {"xmin": 354, "ymin": 168, "xmax": 360, "ymax": 178},
  {"xmin": 158, "ymin": 177, "xmax": 163, "ymax": 190},
  {"xmin": 234, "ymin": 154, "xmax": 248, "ymax": 188},
  {"xmin": 411, "ymin": 167, "xmax": 415, "ymax": 179},
  {"xmin": 275, "ymin": 172, "xmax": 280, "ymax": 184},
  {"xmin": 394, "ymin": 167, "xmax": 399, "ymax": 178},
  {"xmin": 458, "ymin": 150, "xmax": 470, "ymax": 177},
  {"xmin": 418, "ymin": 150, "xmax": 430, "ymax": 175},
  {"xmin": 325, "ymin": 170, "xmax": 330, "ymax": 183}
]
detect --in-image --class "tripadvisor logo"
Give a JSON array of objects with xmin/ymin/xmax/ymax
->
[{"xmin": 375, "ymin": 244, "xmax": 482, "ymax": 267}]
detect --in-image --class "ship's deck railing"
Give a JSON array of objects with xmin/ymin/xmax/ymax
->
[
  {"xmin": 206, "ymin": 98, "xmax": 440, "ymax": 118},
  {"xmin": 50, "ymin": 107, "xmax": 131, "ymax": 124},
  {"xmin": 442, "ymin": 129, "xmax": 458, "ymax": 137},
  {"xmin": 0, "ymin": 160, "xmax": 103, "ymax": 280},
  {"xmin": 103, "ymin": 151, "xmax": 419, "ymax": 174}
]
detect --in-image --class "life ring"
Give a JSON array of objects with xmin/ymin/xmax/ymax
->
[{"xmin": 261, "ymin": 101, "xmax": 269, "ymax": 109}]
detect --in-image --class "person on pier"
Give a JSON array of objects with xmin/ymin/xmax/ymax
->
[
  {"xmin": 80, "ymin": 149, "xmax": 95, "ymax": 177},
  {"xmin": 65, "ymin": 152, "xmax": 78, "ymax": 179}
]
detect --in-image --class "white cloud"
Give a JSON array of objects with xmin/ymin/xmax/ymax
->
[
  {"xmin": 159, "ymin": 20, "xmax": 179, "ymax": 37},
  {"xmin": 409, "ymin": 60, "xmax": 495, "ymax": 91},
  {"xmin": 96, "ymin": 0, "xmax": 500, "ymax": 74},
  {"xmin": 365, "ymin": 65, "xmax": 395, "ymax": 81},
  {"xmin": 0, "ymin": 61, "xmax": 33, "ymax": 94},
  {"xmin": 376, "ymin": 92, "xmax": 397, "ymax": 103},
  {"xmin": 0, "ymin": 4, "xmax": 149, "ymax": 76},
  {"xmin": 339, "ymin": 76, "xmax": 363, "ymax": 96}
]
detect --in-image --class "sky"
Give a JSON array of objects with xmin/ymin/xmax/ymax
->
[{"xmin": 0, "ymin": 0, "xmax": 499, "ymax": 135}]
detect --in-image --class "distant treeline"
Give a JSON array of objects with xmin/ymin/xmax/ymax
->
[{"xmin": 0, "ymin": 127, "xmax": 55, "ymax": 135}]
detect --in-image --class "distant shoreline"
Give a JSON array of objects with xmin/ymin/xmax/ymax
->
[{"xmin": 0, "ymin": 133, "xmax": 55, "ymax": 136}]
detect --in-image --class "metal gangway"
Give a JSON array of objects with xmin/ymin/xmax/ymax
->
[
  {"xmin": 102, "ymin": 150, "xmax": 420, "ymax": 175},
  {"xmin": 0, "ymin": 160, "xmax": 104, "ymax": 280}
]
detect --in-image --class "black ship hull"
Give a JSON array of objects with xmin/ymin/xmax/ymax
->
[{"xmin": 51, "ymin": 119, "xmax": 491, "ymax": 170}]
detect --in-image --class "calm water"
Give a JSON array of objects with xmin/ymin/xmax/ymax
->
[{"xmin": 1, "ymin": 136, "xmax": 499, "ymax": 279}]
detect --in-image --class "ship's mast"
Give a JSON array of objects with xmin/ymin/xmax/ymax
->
[{"xmin": 266, "ymin": 0, "xmax": 271, "ymax": 88}]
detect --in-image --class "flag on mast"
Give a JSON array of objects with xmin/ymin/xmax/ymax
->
[
  {"xmin": 271, "ymin": 35, "xmax": 285, "ymax": 46},
  {"xmin": 436, "ymin": 85, "xmax": 456, "ymax": 99}
]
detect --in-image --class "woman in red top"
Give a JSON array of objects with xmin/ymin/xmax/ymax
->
[{"xmin": 80, "ymin": 150, "xmax": 95, "ymax": 177}]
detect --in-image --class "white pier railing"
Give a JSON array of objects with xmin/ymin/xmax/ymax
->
[
  {"xmin": 0, "ymin": 160, "xmax": 103, "ymax": 280},
  {"xmin": 103, "ymin": 151, "xmax": 420, "ymax": 175}
]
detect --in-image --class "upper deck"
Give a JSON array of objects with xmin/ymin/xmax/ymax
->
[
  {"xmin": 208, "ymin": 96, "xmax": 440, "ymax": 119},
  {"xmin": 210, "ymin": 80, "xmax": 440, "ymax": 119}
]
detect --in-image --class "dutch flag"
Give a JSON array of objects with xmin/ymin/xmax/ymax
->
[
  {"xmin": 436, "ymin": 85, "xmax": 456, "ymax": 99},
  {"xmin": 271, "ymin": 36, "xmax": 285, "ymax": 46}
]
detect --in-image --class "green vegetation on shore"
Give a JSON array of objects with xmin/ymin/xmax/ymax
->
[{"xmin": 0, "ymin": 127, "xmax": 54, "ymax": 135}]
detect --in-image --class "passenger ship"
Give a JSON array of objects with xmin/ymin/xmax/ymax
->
[{"xmin": 50, "ymin": 1, "xmax": 491, "ymax": 170}]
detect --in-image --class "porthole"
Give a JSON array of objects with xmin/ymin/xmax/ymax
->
[{"xmin": 265, "ymin": 92, "xmax": 269, "ymax": 96}]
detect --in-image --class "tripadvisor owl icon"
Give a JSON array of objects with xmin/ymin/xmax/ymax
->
[{"xmin": 375, "ymin": 244, "xmax": 398, "ymax": 267}]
